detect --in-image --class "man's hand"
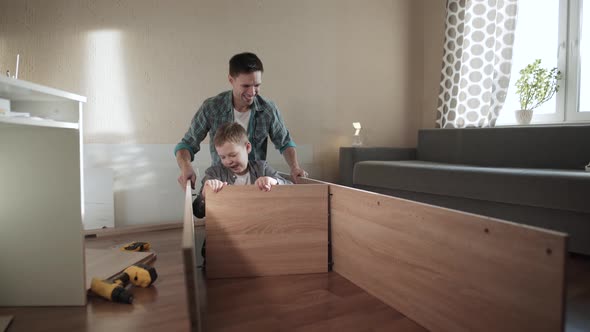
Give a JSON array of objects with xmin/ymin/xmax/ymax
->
[
  {"xmin": 290, "ymin": 167, "xmax": 308, "ymax": 184},
  {"xmin": 282, "ymin": 147, "xmax": 307, "ymax": 184},
  {"xmin": 203, "ymin": 179, "xmax": 227, "ymax": 198},
  {"xmin": 178, "ymin": 166, "xmax": 197, "ymax": 190},
  {"xmin": 255, "ymin": 176, "xmax": 278, "ymax": 192},
  {"xmin": 176, "ymin": 149, "xmax": 196, "ymax": 190}
]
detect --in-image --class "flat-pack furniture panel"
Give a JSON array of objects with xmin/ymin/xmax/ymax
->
[
  {"xmin": 0, "ymin": 126, "xmax": 85, "ymax": 306},
  {"xmin": 182, "ymin": 182, "xmax": 204, "ymax": 332},
  {"xmin": 205, "ymin": 185, "xmax": 329, "ymax": 278},
  {"xmin": 329, "ymin": 184, "xmax": 566, "ymax": 332}
]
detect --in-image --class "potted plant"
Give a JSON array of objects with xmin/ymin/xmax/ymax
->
[{"xmin": 514, "ymin": 59, "xmax": 562, "ymax": 125}]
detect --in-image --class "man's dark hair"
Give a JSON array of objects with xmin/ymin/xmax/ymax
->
[{"xmin": 229, "ymin": 52, "xmax": 264, "ymax": 77}]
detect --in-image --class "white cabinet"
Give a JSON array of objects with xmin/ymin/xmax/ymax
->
[{"xmin": 0, "ymin": 76, "xmax": 87, "ymax": 306}]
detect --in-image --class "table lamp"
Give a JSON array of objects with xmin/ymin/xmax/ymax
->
[{"xmin": 352, "ymin": 122, "xmax": 362, "ymax": 146}]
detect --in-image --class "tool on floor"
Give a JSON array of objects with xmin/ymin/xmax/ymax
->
[
  {"xmin": 90, "ymin": 277, "xmax": 134, "ymax": 304},
  {"xmin": 120, "ymin": 263, "xmax": 158, "ymax": 288},
  {"xmin": 120, "ymin": 241, "xmax": 151, "ymax": 252},
  {"xmin": 90, "ymin": 263, "xmax": 158, "ymax": 304}
]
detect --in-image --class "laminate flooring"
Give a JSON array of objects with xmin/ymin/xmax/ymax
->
[
  {"xmin": 0, "ymin": 228, "xmax": 425, "ymax": 332},
  {"xmin": 0, "ymin": 228, "xmax": 588, "ymax": 331}
]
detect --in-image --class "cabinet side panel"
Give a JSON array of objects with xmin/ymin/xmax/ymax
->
[
  {"xmin": 0, "ymin": 125, "xmax": 85, "ymax": 306},
  {"xmin": 330, "ymin": 185, "xmax": 566, "ymax": 332}
]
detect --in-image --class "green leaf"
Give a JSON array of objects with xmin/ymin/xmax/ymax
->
[{"xmin": 515, "ymin": 59, "xmax": 562, "ymax": 111}]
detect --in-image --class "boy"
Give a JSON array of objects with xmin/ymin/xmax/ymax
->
[{"xmin": 193, "ymin": 122, "xmax": 292, "ymax": 218}]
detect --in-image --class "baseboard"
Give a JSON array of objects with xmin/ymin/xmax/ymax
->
[{"xmin": 84, "ymin": 222, "xmax": 183, "ymax": 238}]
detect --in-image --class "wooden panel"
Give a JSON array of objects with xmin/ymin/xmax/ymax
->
[
  {"xmin": 330, "ymin": 184, "xmax": 567, "ymax": 332},
  {"xmin": 205, "ymin": 185, "xmax": 329, "ymax": 278},
  {"xmin": 85, "ymin": 248, "xmax": 154, "ymax": 289},
  {"xmin": 298, "ymin": 177, "xmax": 329, "ymax": 185},
  {"xmin": 181, "ymin": 181, "xmax": 203, "ymax": 332}
]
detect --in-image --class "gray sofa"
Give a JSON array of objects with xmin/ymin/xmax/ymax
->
[{"xmin": 340, "ymin": 126, "xmax": 590, "ymax": 255}]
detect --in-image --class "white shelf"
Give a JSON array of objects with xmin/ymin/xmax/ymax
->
[
  {"xmin": 0, "ymin": 75, "xmax": 86, "ymax": 102},
  {"xmin": 0, "ymin": 76, "xmax": 86, "ymax": 306},
  {"xmin": 0, "ymin": 116, "xmax": 79, "ymax": 129}
]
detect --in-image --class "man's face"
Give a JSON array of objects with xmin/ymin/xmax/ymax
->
[
  {"xmin": 215, "ymin": 141, "xmax": 252, "ymax": 175},
  {"xmin": 229, "ymin": 71, "xmax": 262, "ymax": 107}
]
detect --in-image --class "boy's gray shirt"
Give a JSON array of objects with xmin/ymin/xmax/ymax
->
[{"xmin": 193, "ymin": 160, "xmax": 292, "ymax": 218}]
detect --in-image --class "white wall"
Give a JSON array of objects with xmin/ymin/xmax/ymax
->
[
  {"xmin": 83, "ymin": 143, "xmax": 313, "ymax": 227},
  {"xmin": 0, "ymin": 0, "xmax": 446, "ymax": 227}
]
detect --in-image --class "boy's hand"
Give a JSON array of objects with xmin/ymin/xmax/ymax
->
[
  {"xmin": 203, "ymin": 179, "xmax": 227, "ymax": 197},
  {"xmin": 255, "ymin": 176, "xmax": 278, "ymax": 192}
]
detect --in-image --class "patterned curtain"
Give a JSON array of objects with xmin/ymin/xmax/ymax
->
[{"xmin": 436, "ymin": 0, "xmax": 519, "ymax": 128}]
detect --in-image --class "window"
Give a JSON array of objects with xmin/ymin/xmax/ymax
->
[
  {"xmin": 496, "ymin": 0, "xmax": 590, "ymax": 125},
  {"xmin": 575, "ymin": 0, "xmax": 590, "ymax": 115}
]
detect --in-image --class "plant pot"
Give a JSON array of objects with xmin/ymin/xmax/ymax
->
[{"xmin": 515, "ymin": 109, "xmax": 533, "ymax": 125}]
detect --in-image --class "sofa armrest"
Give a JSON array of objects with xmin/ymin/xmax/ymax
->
[{"xmin": 338, "ymin": 147, "xmax": 417, "ymax": 186}]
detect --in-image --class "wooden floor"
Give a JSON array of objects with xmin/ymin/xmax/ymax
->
[
  {"xmin": 0, "ymin": 228, "xmax": 425, "ymax": 332},
  {"xmin": 0, "ymin": 227, "xmax": 588, "ymax": 332}
]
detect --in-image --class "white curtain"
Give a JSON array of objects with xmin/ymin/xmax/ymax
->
[{"xmin": 436, "ymin": 0, "xmax": 519, "ymax": 128}]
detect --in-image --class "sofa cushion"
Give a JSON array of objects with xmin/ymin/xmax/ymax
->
[
  {"xmin": 418, "ymin": 126, "xmax": 590, "ymax": 169},
  {"xmin": 354, "ymin": 160, "xmax": 590, "ymax": 213}
]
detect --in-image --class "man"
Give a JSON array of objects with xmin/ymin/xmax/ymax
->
[{"xmin": 175, "ymin": 52, "xmax": 307, "ymax": 189}]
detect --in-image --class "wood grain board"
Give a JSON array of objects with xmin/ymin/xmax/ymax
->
[
  {"xmin": 205, "ymin": 185, "xmax": 329, "ymax": 278},
  {"xmin": 181, "ymin": 181, "xmax": 203, "ymax": 332},
  {"xmin": 329, "ymin": 184, "xmax": 567, "ymax": 332},
  {"xmin": 85, "ymin": 248, "xmax": 155, "ymax": 290}
]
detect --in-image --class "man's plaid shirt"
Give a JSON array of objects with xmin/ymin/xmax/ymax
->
[{"xmin": 174, "ymin": 90, "xmax": 296, "ymax": 165}]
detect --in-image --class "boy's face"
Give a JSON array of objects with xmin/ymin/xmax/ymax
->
[{"xmin": 216, "ymin": 141, "xmax": 252, "ymax": 175}]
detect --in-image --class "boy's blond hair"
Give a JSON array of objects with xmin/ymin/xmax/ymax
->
[{"xmin": 214, "ymin": 122, "xmax": 249, "ymax": 147}]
